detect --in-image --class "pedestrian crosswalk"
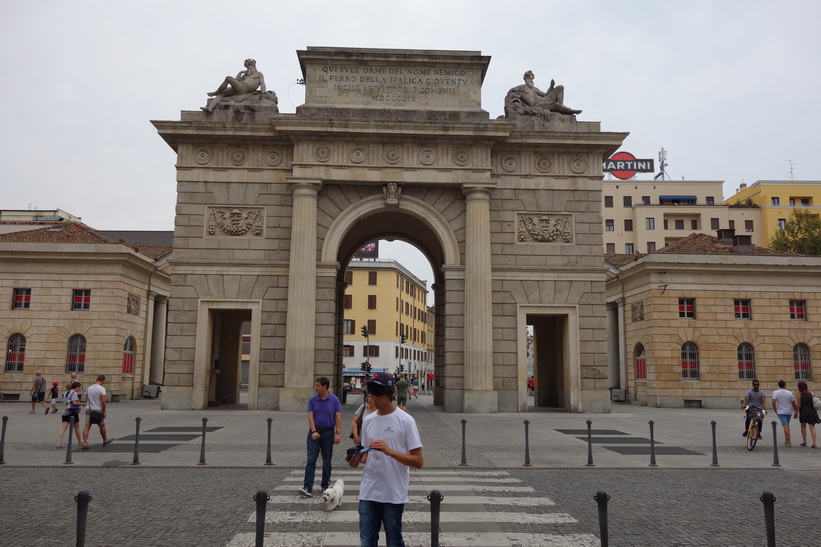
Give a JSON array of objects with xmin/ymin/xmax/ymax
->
[{"xmin": 226, "ymin": 469, "xmax": 599, "ymax": 546}]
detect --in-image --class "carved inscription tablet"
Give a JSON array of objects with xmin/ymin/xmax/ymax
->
[{"xmin": 207, "ymin": 207, "xmax": 264, "ymax": 237}]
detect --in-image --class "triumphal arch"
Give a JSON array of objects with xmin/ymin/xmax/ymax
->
[{"xmin": 153, "ymin": 47, "xmax": 626, "ymax": 413}]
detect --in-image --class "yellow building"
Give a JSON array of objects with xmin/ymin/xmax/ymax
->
[
  {"xmin": 725, "ymin": 180, "xmax": 821, "ymax": 244},
  {"xmin": 342, "ymin": 258, "xmax": 430, "ymax": 384}
]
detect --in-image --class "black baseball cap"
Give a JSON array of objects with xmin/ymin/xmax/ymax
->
[{"xmin": 367, "ymin": 372, "xmax": 394, "ymax": 388}]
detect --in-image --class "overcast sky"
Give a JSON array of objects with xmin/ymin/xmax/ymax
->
[{"xmin": 2, "ymin": 1, "xmax": 820, "ymax": 291}]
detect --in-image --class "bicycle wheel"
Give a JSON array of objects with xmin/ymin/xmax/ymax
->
[{"xmin": 747, "ymin": 423, "xmax": 758, "ymax": 451}]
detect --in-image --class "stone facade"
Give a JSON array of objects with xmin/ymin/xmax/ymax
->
[{"xmin": 153, "ymin": 47, "xmax": 626, "ymax": 412}]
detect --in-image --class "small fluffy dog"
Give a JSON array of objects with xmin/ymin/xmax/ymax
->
[{"xmin": 322, "ymin": 478, "xmax": 344, "ymax": 512}]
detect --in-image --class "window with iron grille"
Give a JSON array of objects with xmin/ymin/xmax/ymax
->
[
  {"xmin": 72, "ymin": 289, "xmax": 91, "ymax": 311},
  {"xmin": 66, "ymin": 334, "xmax": 86, "ymax": 373},
  {"xmin": 789, "ymin": 300, "xmax": 806, "ymax": 320},
  {"xmin": 681, "ymin": 342, "xmax": 699, "ymax": 379},
  {"xmin": 122, "ymin": 337, "xmax": 135, "ymax": 375},
  {"xmin": 5, "ymin": 333, "xmax": 26, "ymax": 372},
  {"xmin": 635, "ymin": 343, "xmax": 647, "ymax": 379},
  {"xmin": 734, "ymin": 299, "xmax": 751, "ymax": 319},
  {"xmin": 678, "ymin": 298, "xmax": 695, "ymax": 319},
  {"xmin": 793, "ymin": 343, "xmax": 811, "ymax": 381},
  {"xmin": 12, "ymin": 288, "xmax": 31, "ymax": 310},
  {"xmin": 737, "ymin": 343, "xmax": 755, "ymax": 380}
]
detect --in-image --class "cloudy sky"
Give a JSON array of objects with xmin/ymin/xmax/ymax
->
[{"xmin": 2, "ymin": 1, "xmax": 819, "ymax": 287}]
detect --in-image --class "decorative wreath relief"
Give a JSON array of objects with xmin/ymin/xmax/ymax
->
[
  {"xmin": 517, "ymin": 214, "xmax": 573, "ymax": 243},
  {"xmin": 126, "ymin": 294, "xmax": 140, "ymax": 316},
  {"xmin": 229, "ymin": 148, "xmax": 248, "ymax": 166},
  {"xmin": 569, "ymin": 156, "xmax": 587, "ymax": 174},
  {"xmin": 535, "ymin": 156, "xmax": 553, "ymax": 173},
  {"xmin": 384, "ymin": 146, "xmax": 402, "ymax": 165},
  {"xmin": 314, "ymin": 145, "xmax": 332, "ymax": 163},
  {"xmin": 453, "ymin": 148, "xmax": 471, "ymax": 166},
  {"xmin": 418, "ymin": 148, "xmax": 437, "ymax": 166},
  {"xmin": 263, "ymin": 148, "xmax": 282, "ymax": 167},
  {"xmin": 208, "ymin": 208, "xmax": 264, "ymax": 237},
  {"xmin": 194, "ymin": 147, "xmax": 212, "ymax": 165},
  {"xmin": 349, "ymin": 146, "xmax": 367, "ymax": 164},
  {"xmin": 501, "ymin": 155, "xmax": 520, "ymax": 173}
]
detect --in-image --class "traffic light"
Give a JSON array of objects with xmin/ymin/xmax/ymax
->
[
  {"xmin": 361, "ymin": 326, "xmax": 368, "ymax": 337},
  {"xmin": 400, "ymin": 333, "xmax": 407, "ymax": 344},
  {"xmin": 399, "ymin": 364, "xmax": 404, "ymax": 373},
  {"xmin": 361, "ymin": 362, "xmax": 367, "ymax": 371},
  {"xmin": 366, "ymin": 363, "xmax": 372, "ymax": 373}
]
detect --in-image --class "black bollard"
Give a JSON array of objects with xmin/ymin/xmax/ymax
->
[
  {"xmin": 428, "ymin": 489, "xmax": 444, "ymax": 547},
  {"xmin": 594, "ymin": 490, "xmax": 610, "ymax": 547},
  {"xmin": 64, "ymin": 415, "xmax": 75, "ymax": 465},
  {"xmin": 771, "ymin": 421, "xmax": 781, "ymax": 467},
  {"xmin": 586, "ymin": 420, "xmax": 595, "ymax": 467},
  {"xmin": 254, "ymin": 489, "xmax": 270, "ymax": 547},
  {"xmin": 459, "ymin": 419, "xmax": 467, "ymax": 466},
  {"xmin": 198, "ymin": 417, "xmax": 208, "ymax": 465},
  {"xmin": 648, "ymin": 420, "xmax": 658, "ymax": 467},
  {"xmin": 131, "ymin": 417, "xmax": 142, "ymax": 466},
  {"xmin": 523, "ymin": 419, "xmax": 532, "ymax": 467},
  {"xmin": 75, "ymin": 490, "xmax": 92, "ymax": 547},
  {"xmin": 760, "ymin": 491, "xmax": 776, "ymax": 547},
  {"xmin": 265, "ymin": 417, "xmax": 273, "ymax": 466},
  {"xmin": 710, "ymin": 421, "xmax": 720, "ymax": 467},
  {"xmin": 0, "ymin": 415, "xmax": 8, "ymax": 465}
]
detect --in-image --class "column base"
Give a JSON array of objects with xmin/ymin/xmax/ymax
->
[{"xmin": 463, "ymin": 390, "xmax": 498, "ymax": 413}]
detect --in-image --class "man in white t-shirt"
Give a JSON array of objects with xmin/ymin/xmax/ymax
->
[
  {"xmin": 348, "ymin": 372, "xmax": 423, "ymax": 547},
  {"xmin": 771, "ymin": 379, "xmax": 799, "ymax": 447},
  {"xmin": 82, "ymin": 375, "xmax": 114, "ymax": 449}
]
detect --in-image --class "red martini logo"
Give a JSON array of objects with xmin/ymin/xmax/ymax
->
[{"xmin": 603, "ymin": 152, "xmax": 655, "ymax": 180}]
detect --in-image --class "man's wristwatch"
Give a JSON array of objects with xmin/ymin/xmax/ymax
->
[{"xmin": 334, "ymin": 430, "xmax": 341, "ymax": 434}]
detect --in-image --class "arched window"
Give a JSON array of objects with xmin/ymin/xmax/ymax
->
[
  {"xmin": 5, "ymin": 333, "xmax": 26, "ymax": 372},
  {"xmin": 66, "ymin": 334, "xmax": 86, "ymax": 373},
  {"xmin": 794, "ymin": 343, "xmax": 811, "ymax": 381},
  {"xmin": 122, "ymin": 337, "xmax": 136, "ymax": 375},
  {"xmin": 737, "ymin": 343, "xmax": 755, "ymax": 380},
  {"xmin": 681, "ymin": 342, "xmax": 699, "ymax": 379},
  {"xmin": 635, "ymin": 343, "xmax": 647, "ymax": 380}
]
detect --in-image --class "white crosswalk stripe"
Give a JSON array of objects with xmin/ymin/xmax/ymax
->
[{"xmin": 225, "ymin": 469, "xmax": 597, "ymax": 546}]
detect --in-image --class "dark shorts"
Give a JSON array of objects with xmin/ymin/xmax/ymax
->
[
  {"xmin": 31, "ymin": 392, "xmax": 45, "ymax": 402},
  {"xmin": 397, "ymin": 394, "xmax": 408, "ymax": 405},
  {"xmin": 61, "ymin": 412, "xmax": 80, "ymax": 424},
  {"xmin": 86, "ymin": 409, "xmax": 104, "ymax": 425}
]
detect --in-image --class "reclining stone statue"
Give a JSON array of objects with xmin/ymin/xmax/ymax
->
[
  {"xmin": 504, "ymin": 70, "xmax": 581, "ymax": 120},
  {"xmin": 202, "ymin": 58, "xmax": 277, "ymax": 113}
]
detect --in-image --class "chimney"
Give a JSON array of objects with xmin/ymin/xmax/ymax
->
[
  {"xmin": 732, "ymin": 234, "xmax": 753, "ymax": 255},
  {"xmin": 716, "ymin": 228, "xmax": 735, "ymax": 245}
]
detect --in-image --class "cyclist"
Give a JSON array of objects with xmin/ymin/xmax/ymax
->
[{"xmin": 742, "ymin": 379, "xmax": 767, "ymax": 439}]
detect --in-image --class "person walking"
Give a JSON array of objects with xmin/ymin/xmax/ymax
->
[
  {"xmin": 298, "ymin": 377, "xmax": 342, "ymax": 498},
  {"xmin": 348, "ymin": 372, "xmax": 423, "ymax": 547},
  {"xmin": 395, "ymin": 375, "xmax": 410, "ymax": 411},
  {"xmin": 771, "ymin": 379, "xmax": 798, "ymax": 447},
  {"xmin": 30, "ymin": 371, "xmax": 49, "ymax": 414},
  {"xmin": 351, "ymin": 390, "xmax": 377, "ymax": 447},
  {"xmin": 82, "ymin": 375, "xmax": 114, "ymax": 449},
  {"xmin": 56, "ymin": 382, "xmax": 84, "ymax": 448},
  {"xmin": 411, "ymin": 376, "xmax": 419, "ymax": 399},
  {"xmin": 49, "ymin": 382, "xmax": 60, "ymax": 414},
  {"xmin": 796, "ymin": 381, "xmax": 820, "ymax": 448}
]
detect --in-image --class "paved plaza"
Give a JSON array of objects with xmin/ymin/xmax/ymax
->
[{"xmin": 1, "ymin": 395, "xmax": 820, "ymax": 546}]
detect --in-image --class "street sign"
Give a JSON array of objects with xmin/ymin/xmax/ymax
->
[{"xmin": 603, "ymin": 151, "xmax": 655, "ymax": 180}]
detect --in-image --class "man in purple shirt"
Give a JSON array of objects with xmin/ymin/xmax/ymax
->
[{"xmin": 299, "ymin": 377, "xmax": 343, "ymax": 498}]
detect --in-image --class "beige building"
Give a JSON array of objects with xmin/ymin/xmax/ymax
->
[
  {"xmin": 606, "ymin": 230, "xmax": 821, "ymax": 408},
  {"xmin": 724, "ymin": 180, "xmax": 821, "ymax": 244},
  {"xmin": 0, "ymin": 222, "xmax": 171, "ymax": 400},
  {"xmin": 603, "ymin": 179, "xmax": 764, "ymax": 254}
]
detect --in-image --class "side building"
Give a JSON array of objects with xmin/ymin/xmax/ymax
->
[
  {"xmin": 606, "ymin": 229, "xmax": 821, "ymax": 408},
  {"xmin": 725, "ymin": 180, "xmax": 821, "ymax": 244},
  {"xmin": 0, "ymin": 222, "xmax": 171, "ymax": 400}
]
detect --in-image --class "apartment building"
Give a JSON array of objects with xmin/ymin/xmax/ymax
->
[{"xmin": 725, "ymin": 180, "xmax": 821, "ymax": 244}]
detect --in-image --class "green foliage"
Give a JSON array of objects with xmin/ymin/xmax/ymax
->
[{"xmin": 770, "ymin": 209, "xmax": 821, "ymax": 255}]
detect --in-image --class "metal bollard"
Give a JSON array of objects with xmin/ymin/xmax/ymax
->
[
  {"xmin": 131, "ymin": 417, "xmax": 142, "ymax": 466},
  {"xmin": 254, "ymin": 489, "xmax": 270, "ymax": 547},
  {"xmin": 771, "ymin": 421, "xmax": 781, "ymax": 467},
  {"xmin": 593, "ymin": 490, "xmax": 610, "ymax": 547},
  {"xmin": 75, "ymin": 490, "xmax": 92, "ymax": 547},
  {"xmin": 459, "ymin": 419, "xmax": 467, "ymax": 466},
  {"xmin": 265, "ymin": 417, "xmax": 273, "ymax": 466},
  {"xmin": 64, "ymin": 415, "xmax": 76, "ymax": 465},
  {"xmin": 0, "ymin": 415, "xmax": 8, "ymax": 465},
  {"xmin": 586, "ymin": 420, "xmax": 595, "ymax": 467},
  {"xmin": 428, "ymin": 489, "xmax": 444, "ymax": 547},
  {"xmin": 710, "ymin": 421, "xmax": 720, "ymax": 467},
  {"xmin": 523, "ymin": 420, "xmax": 532, "ymax": 466},
  {"xmin": 760, "ymin": 491, "xmax": 776, "ymax": 547},
  {"xmin": 648, "ymin": 420, "xmax": 658, "ymax": 467},
  {"xmin": 198, "ymin": 417, "xmax": 208, "ymax": 465}
]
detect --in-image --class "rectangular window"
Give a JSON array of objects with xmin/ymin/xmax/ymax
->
[
  {"xmin": 72, "ymin": 289, "xmax": 91, "ymax": 311},
  {"xmin": 663, "ymin": 219, "xmax": 669, "ymax": 230},
  {"xmin": 691, "ymin": 219, "xmax": 698, "ymax": 230},
  {"xmin": 777, "ymin": 218, "xmax": 787, "ymax": 230},
  {"xmin": 623, "ymin": 196, "xmax": 632, "ymax": 208},
  {"xmin": 625, "ymin": 243, "xmax": 634, "ymax": 254},
  {"xmin": 647, "ymin": 241, "xmax": 656, "ymax": 252},
  {"xmin": 711, "ymin": 218, "xmax": 720, "ymax": 230},
  {"xmin": 734, "ymin": 299, "xmax": 751, "ymax": 319},
  {"xmin": 368, "ymin": 295, "xmax": 377, "ymax": 309},
  {"xmin": 789, "ymin": 300, "xmax": 806, "ymax": 320},
  {"xmin": 344, "ymin": 294, "xmax": 352, "ymax": 309},
  {"xmin": 604, "ymin": 196, "xmax": 613, "ymax": 208},
  {"xmin": 368, "ymin": 271, "xmax": 377, "ymax": 285},
  {"xmin": 645, "ymin": 218, "xmax": 655, "ymax": 230},
  {"xmin": 624, "ymin": 219, "xmax": 633, "ymax": 231},
  {"xmin": 789, "ymin": 198, "xmax": 795, "ymax": 206},
  {"xmin": 674, "ymin": 219, "xmax": 684, "ymax": 230},
  {"xmin": 801, "ymin": 198, "xmax": 810, "ymax": 206},
  {"xmin": 606, "ymin": 243, "xmax": 615, "ymax": 254},
  {"xmin": 343, "ymin": 319, "xmax": 355, "ymax": 335},
  {"xmin": 706, "ymin": 196, "xmax": 715, "ymax": 206},
  {"xmin": 729, "ymin": 220, "xmax": 735, "ymax": 230},
  {"xmin": 605, "ymin": 219, "xmax": 614, "ymax": 231},
  {"xmin": 344, "ymin": 270, "xmax": 353, "ymax": 285},
  {"xmin": 12, "ymin": 288, "xmax": 31, "ymax": 310},
  {"xmin": 745, "ymin": 220, "xmax": 754, "ymax": 232},
  {"xmin": 362, "ymin": 345, "xmax": 379, "ymax": 357},
  {"xmin": 771, "ymin": 197, "xmax": 780, "ymax": 206},
  {"xmin": 367, "ymin": 319, "xmax": 376, "ymax": 335},
  {"xmin": 343, "ymin": 345, "xmax": 354, "ymax": 357},
  {"xmin": 642, "ymin": 196, "xmax": 651, "ymax": 205},
  {"xmin": 679, "ymin": 298, "xmax": 695, "ymax": 319}
]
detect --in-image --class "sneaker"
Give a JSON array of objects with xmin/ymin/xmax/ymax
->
[
  {"xmin": 56, "ymin": 444, "xmax": 64, "ymax": 449},
  {"xmin": 785, "ymin": 442, "xmax": 791, "ymax": 447},
  {"xmin": 44, "ymin": 408, "xmax": 49, "ymax": 414},
  {"xmin": 298, "ymin": 488, "xmax": 312, "ymax": 498}
]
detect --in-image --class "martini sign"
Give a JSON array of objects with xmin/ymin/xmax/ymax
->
[{"xmin": 603, "ymin": 152, "xmax": 655, "ymax": 180}]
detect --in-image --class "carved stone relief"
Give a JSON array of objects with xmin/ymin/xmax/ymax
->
[
  {"xmin": 127, "ymin": 294, "xmax": 140, "ymax": 316},
  {"xmin": 384, "ymin": 146, "xmax": 402, "ymax": 165},
  {"xmin": 383, "ymin": 183, "xmax": 402, "ymax": 206},
  {"xmin": 207, "ymin": 207, "xmax": 265, "ymax": 237},
  {"xmin": 632, "ymin": 302, "xmax": 644, "ymax": 322},
  {"xmin": 517, "ymin": 214, "xmax": 573, "ymax": 243},
  {"xmin": 194, "ymin": 147, "xmax": 212, "ymax": 165},
  {"xmin": 229, "ymin": 148, "xmax": 248, "ymax": 166}
]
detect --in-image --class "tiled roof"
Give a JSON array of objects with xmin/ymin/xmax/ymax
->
[
  {"xmin": 653, "ymin": 233, "xmax": 796, "ymax": 256},
  {"xmin": 132, "ymin": 244, "xmax": 173, "ymax": 260},
  {"xmin": 604, "ymin": 253, "xmax": 643, "ymax": 267},
  {"xmin": 0, "ymin": 222, "xmax": 117, "ymax": 244}
]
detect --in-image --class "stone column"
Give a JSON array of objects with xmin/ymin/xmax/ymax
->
[
  {"xmin": 462, "ymin": 186, "xmax": 497, "ymax": 412},
  {"xmin": 280, "ymin": 179, "xmax": 322, "ymax": 411},
  {"xmin": 151, "ymin": 295, "xmax": 168, "ymax": 386}
]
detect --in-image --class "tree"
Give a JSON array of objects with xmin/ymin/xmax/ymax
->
[{"xmin": 770, "ymin": 209, "xmax": 821, "ymax": 255}]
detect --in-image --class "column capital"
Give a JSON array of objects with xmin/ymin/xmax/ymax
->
[
  {"xmin": 287, "ymin": 178, "xmax": 323, "ymax": 196},
  {"xmin": 460, "ymin": 184, "xmax": 495, "ymax": 200}
]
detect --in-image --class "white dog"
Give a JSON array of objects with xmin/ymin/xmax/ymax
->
[{"xmin": 322, "ymin": 478, "xmax": 344, "ymax": 512}]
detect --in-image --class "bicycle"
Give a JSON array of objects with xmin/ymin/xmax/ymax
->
[{"xmin": 744, "ymin": 406, "xmax": 766, "ymax": 451}]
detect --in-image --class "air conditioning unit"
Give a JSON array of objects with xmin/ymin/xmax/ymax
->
[{"xmin": 610, "ymin": 388, "xmax": 626, "ymax": 402}]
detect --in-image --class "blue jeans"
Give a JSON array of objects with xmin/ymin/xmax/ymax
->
[
  {"xmin": 303, "ymin": 429, "xmax": 334, "ymax": 493},
  {"xmin": 358, "ymin": 499, "xmax": 405, "ymax": 547}
]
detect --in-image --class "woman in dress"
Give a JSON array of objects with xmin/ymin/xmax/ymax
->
[
  {"xmin": 56, "ymin": 381, "xmax": 85, "ymax": 448},
  {"xmin": 796, "ymin": 381, "xmax": 820, "ymax": 448}
]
